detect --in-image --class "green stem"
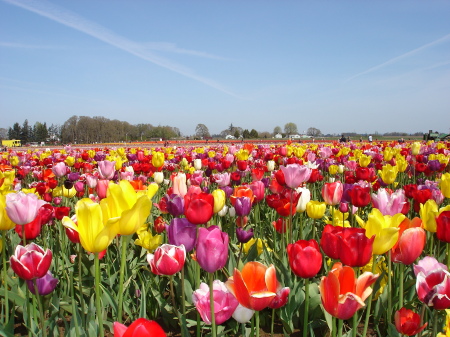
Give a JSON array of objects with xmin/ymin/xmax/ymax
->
[
  {"xmin": 78, "ymin": 244, "xmax": 85, "ymax": 328},
  {"xmin": 95, "ymin": 253, "xmax": 104, "ymax": 337},
  {"xmin": 388, "ymin": 251, "xmax": 392, "ymax": 323},
  {"xmin": 332, "ymin": 317, "xmax": 337, "ymax": 337},
  {"xmin": 22, "ymin": 226, "xmax": 31, "ymax": 337},
  {"xmin": 70, "ymin": 271, "xmax": 81, "ymax": 337},
  {"xmin": 117, "ymin": 235, "xmax": 130, "ymax": 323},
  {"xmin": 362, "ymin": 255, "xmax": 377, "ymax": 337},
  {"xmin": 196, "ymin": 262, "xmax": 201, "ymax": 337},
  {"xmin": 33, "ymin": 279, "xmax": 47, "ymax": 337},
  {"xmin": 337, "ymin": 319, "xmax": 343, "ymax": 337},
  {"xmin": 242, "ymin": 323, "xmax": 246, "ymax": 337},
  {"xmin": 399, "ymin": 263, "xmax": 404, "ymax": 309},
  {"xmin": 255, "ymin": 311, "xmax": 260, "ymax": 337},
  {"xmin": 271, "ymin": 308, "xmax": 275, "ymax": 337},
  {"xmin": 181, "ymin": 266, "xmax": 186, "ymax": 317},
  {"xmin": 169, "ymin": 275, "xmax": 180, "ymax": 318},
  {"xmin": 432, "ymin": 310, "xmax": 438, "ymax": 337},
  {"xmin": 303, "ymin": 278, "xmax": 310, "ymax": 337},
  {"xmin": 2, "ymin": 231, "xmax": 9, "ymax": 323},
  {"xmin": 209, "ymin": 273, "xmax": 217, "ymax": 337}
]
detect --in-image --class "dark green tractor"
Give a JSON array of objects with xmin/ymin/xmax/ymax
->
[{"xmin": 423, "ymin": 130, "xmax": 450, "ymax": 141}]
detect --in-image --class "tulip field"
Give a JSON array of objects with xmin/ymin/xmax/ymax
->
[{"xmin": 1, "ymin": 139, "xmax": 450, "ymax": 337}]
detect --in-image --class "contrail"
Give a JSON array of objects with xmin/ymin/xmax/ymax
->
[
  {"xmin": 345, "ymin": 33, "xmax": 450, "ymax": 83},
  {"xmin": 2, "ymin": 0, "xmax": 239, "ymax": 97}
]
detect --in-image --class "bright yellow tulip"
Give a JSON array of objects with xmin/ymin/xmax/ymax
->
[
  {"xmin": 235, "ymin": 149, "xmax": 249, "ymax": 161},
  {"xmin": 328, "ymin": 165, "xmax": 339, "ymax": 175},
  {"xmin": 0, "ymin": 170, "xmax": 15, "ymax": 194},
  {"xmin": 0, "ymin": 194, "xmax": 14, "ymax": 230},
  {"xmin": 65, "ymin": 156, "xmax": 75, "ymax": 166},
  {"xmin": 359, "ymin": 154, "xmax": 371, "ymax": 167},
  {"xmin": 306, "ymin": 201, "xmax": 327, "ymax": 219},
  {"xmin": 62, "ymin": 198, "xmax": 119, "ymax": 253},
  {"xmin": 212, "ymin": 189, "xmax": 226, "ymax": 214},
  {"xmin": 242, "ymin": 238, "xmax": 268, "ymax": 256},
  {"xmin": 420, "ymin": 200, "xmax": 450, "ymax": 232},
  {"xmin": 100, "ymin": 180, "xmax": 152, "ymax": 236},
  {"xmin": 379, "ymin": 164, "xmax": 398, "ymax": 185},
  {"xmin": 152, "ymin": 152, "xmax": 165, "ymax": 168},
  {"xmin": 411, "ymin": 142, "xmax": 421, "ymax": 155},
  {"xmin": 441, "ymin": 173, "xmax": 450, "ymax": 198},
  {"xmin": 356, "ymin": 208, "xmax": 403, "ymax": 255},
  {"xmin": 9, "ymin": 156, "xmax": 19, "ymax": 167},
  {"xmin": 134, "ymin": 230, "xmax": 162, "ymax": 252}
]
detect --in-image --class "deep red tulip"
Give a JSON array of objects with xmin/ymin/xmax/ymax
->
[
  {"xmin": 403, "ymin": 184, "xmax": 418, "ymax": 199},
  {"xmin": 287, "ymin": 239, "xmax": 322, "ymax": 278},
  {"xmin": 54, "ymin": 206, "xmax": 71, "ymax": 220},
  {"xmin": 114, "ymin": 318, "xmax": 166, "ymax": 337},
  {"xmin": 394, "ymin": 308, "xmax": 427, "ymax": 336},
  {"xmin": 348, "ymin": 185, "xmax": 371, "ymax": 208},
  {"xmin": 10, "ymin": 243, "xmax": 53, "ymax": 280},
  {"xmin": 320, "ymin": 225, "xmax": 374, "ymax": 267},
  {"xmin": 184, "ymin": 192, "xmax": 214, "ymax": 225},
  {"xmin": 437, "ymin": 211, "xmax": 450, "ymax": 243}
]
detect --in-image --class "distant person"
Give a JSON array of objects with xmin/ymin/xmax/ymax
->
[
  {"xmin": 339, "ymin": 134, "xmax": 346, "ymax": 143},
  {"xmin": 359, "ymin": 137, "xmax": 362, "ymax": 142},
  {"xmin": 368, "ymin": 135, "xmax": 373, "ymax": 142}
]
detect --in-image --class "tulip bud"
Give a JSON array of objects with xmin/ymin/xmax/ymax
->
[{"xmin": 153, "ymin": 172, "xmax": 164, "ymax": 184}]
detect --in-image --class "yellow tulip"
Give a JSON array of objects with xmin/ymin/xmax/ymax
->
[
  {"xmin": 328, "ymin": 165, "xmax": 338, "ymax": 175},
  {"xmin": 87, "ymin": 150, "xmax": 96, "ymax": 158},
  {"xmin": 100, "ymin": 180, "xmax": 152, "ymax": 236},
  {"xmin": 146, "ymin": 183, "xmax": 159, "ymax": 200},
  {"xmin": 420, "ymin": 200, "xmax": 450, "ymax": 232},
  {"xmin": 117, "ymin": 148, "xmax": 126, "ymax": 157},
  {"xmin": 379, "ymin": 164, "xmax": 398, "ymax": 185},
  {"xmin": 242, "ymin": 238, "xmax": 267, "ymax": 256},
  {"xmin": 9, "ymin": 156, "xmax": 19, "ymax": 167},
  {"xmin": 152, "ymin": 151, "xmax": 165, "ymax": 168},
  {"xmin": 411, "ymin": 142, "xmax": 421, "ymax": 155},
  {"xmin": 235, "ymin": 149, "xmax": 249, "ymax": 161},
  {"xmin": 360, "ymin": 256, "xmax": 387, "ymax": 299},
  {"xmin": 0, "ymin": 170, "xmax": 15, "ymax": 194},
  {"xmin": 208, "ymin": 150, "xmax": 216, "ymax": 158},
  {"xmin": 114, "ymin": 156, "xmax": 124, "ymax": 171},
  {"xmin": 356, "ymin": 208, "xmax": 403, "ymax": 255},
  {"xmin": 0, "ymin": 194, "xmax": 14, "ymax": 230},
  {"xmin": 441, "ymin": 173, "xmax": 450, "ymax": 198},
  {"xmin": 134, "ymin": 230, "xmax": 162, "ymax": 252},
  {"xmin": 65, "ymin": 156, "xmax": 75, "ymax": 166},
  {"xmin": 359, "ymin": 154, "xmax": 371, "ymax": 167},
  {"xmin": 212, "ymin": 189, "xmax": 226, "ymax": 214},
  {"xmin": 383, "ymin": 147, "xmax": 395, "ymax": 161},
  {"xmin": 62, "ymin": 198, "xmax": 119, "ymax": 253},
  {"xmin": 395, "ymin": 155, "xmax": 408, "ymax": 173},
  {"xmin": 306, "ymin": 201, "xmax": 327, "ymax": 219},
  {"xmin": 437, "ymin": 309, "xmax": 450, "ymax": 337}
]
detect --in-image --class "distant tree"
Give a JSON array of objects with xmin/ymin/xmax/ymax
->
[
  {"xmin": 195, "ymin": 124, "xmax": 211, "ymax": 139},
  {"xmin": 307, "ymin": 127, "xmax": 322, "ymax": 137},
  {"xmin": 234, "ymin": 129, "xmax": 241, "ymax": 139},
  {"xmin": 259, "ymin": 131, "xmax": 271, "ymax": 139},
  {"xmin": 229, "ymin": 123, "xmax": 234, "ymax": 132},
  {"xmin": 242, "ymin": 129, "xmax": 250, "ymax": 139},
  {"xmin": 20, "ymin": 119, "xmax": 30, "ymax": 143},
  {"xmin": 273, "ymin": 126, "xmax": 282, "ymax": 135},
  {"xmin": 8, "ymin": 123, "xmax": 21, "ymax": 140},
  {"xmin": 284, "ymin": 122, "xmax": 298, "ymax": 135},
  {"xmin": 33, "ymin": 122, "xmax": 48, "ymax": 142},
  {"xmin": 249, "ymin": 129, "xmax": 259, "ymax": 138},
  {"xmin": 0, "ymin": 128, "xmax": 7, "ymax": 140}
]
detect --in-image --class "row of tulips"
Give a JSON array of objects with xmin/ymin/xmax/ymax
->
[{"xmin": 0, "ymin": 139, "xmax": 449, "ymax": 337}]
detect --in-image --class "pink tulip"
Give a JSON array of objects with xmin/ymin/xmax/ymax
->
[
  {"xmin": 52, "ymin": 162, "xmax": 67, "ymax": 177},
  {"xmin": 173, "ymin": 173, "xmax": 187, "ymax": 197},
  {"xmin": 192, "ymin": 280, "xmax": 239, "ymax": 325},
  {"xmin": 371, "ymin": 188, "xmax": 407, "ymax": 216},
  {"xmin": 415, "ymin": 256, "xmax": 450, "ymax": 309},
  {"xmin": 280, "ymin": 164, "xmax": 311, "ymax": 189},
  {"xmin": 147, "ymin": 244, "xmax": 186, "ymax": 276},
  {"xmin": 98, "ymin": 160, "xmax": 116, "ymax": 179},
  {"xmin": 10, "ymin": 243, "xmax": 53, "ymax": 280},
  {"xmin": 85, "ymin": 174, "xmax": 98, "ymax": 188},
  {"xmin": 6, "ymin": 192, "xmax": 47, "ymax": 225},
  {"xmin": 196, "ymin": 226, "xmax": 229, "ymax": 273},
  {"xmin": 96, "ymin": 179, "xmax": 109, "ymax": 199}
]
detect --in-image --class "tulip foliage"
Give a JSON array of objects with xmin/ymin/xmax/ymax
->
[{"xmin": 0, "ymin": 138, "xmax": 450, "ymax": 336}]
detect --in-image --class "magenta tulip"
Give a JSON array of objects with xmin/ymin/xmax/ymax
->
[
  {"xmin": 196, "ymin": 226, "xmax": 229, "ymax": 273},
  {"xmin": 147, "ymin": 244, "xmax": 186, "ymax": 276},
  {"xmin": 10, "ymin": 243, "xmax": 53, "ymax": 280}
]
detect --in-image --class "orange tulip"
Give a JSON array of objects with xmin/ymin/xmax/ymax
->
[
  {"xmin": 230, "ymin": 186, "xmax": 254, "ymax": 206},
  {"xmin": 225, "ymin": 261, "xmax": 278, "ymax": 311},
  {"xmin": 319, "ymin": 262, "xmax": 378, "ymax": 320}
]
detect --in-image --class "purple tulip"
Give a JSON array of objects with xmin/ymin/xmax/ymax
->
[
  {"xmin": 68, "ymin": 172, "xmax": 80, "ymax": 182},
  {"xmin": 236, "ymin": 227, "xmax": 254, "ymax": 243},
  {"xmin": 26, "ymin": 271, "xmax": 58, "ymax": 296},
  {"xmin": 166, "ymin": 194, "xmax": 185, "ymax": 217},
  {"xmin": 166, "ymin": 218, "xmax": 197, "ymax": 252},
  {"xmin": 93, "ymin": 153, "xmax": 105, "ymax": 162},
  {"xmin": 234, "ymin": 197, "xmax": 252, "ymax": 217},
  {"xmin": 196, "ymin": 226, "xmax": 229, "ymax": 273}
]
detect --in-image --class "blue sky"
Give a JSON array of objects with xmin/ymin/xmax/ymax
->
[{"xmin": 1, "ymin": 0, "xmax": 449, "ymax": 136}]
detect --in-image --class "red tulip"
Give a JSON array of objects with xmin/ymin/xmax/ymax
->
[
  {"xmin": 147, "ymin": 244, "xmax": 186, "ymax": 276},
  {"xmin": 319, "ymin": 262, "xmax": 378, "ymax": 320},
  {"xmin": 348, "ymin": 185, "xmax": 371, "ymax": 208},
  {"xmin": 184, "ymin": 192, "xmax": 214, "ymax": 225},
  {"xmin": 113, "ymin": 318, "xmax": 166, "ymax": 337},
  {"xmin": 394, "ymin": 308, "xmax": 427, "ymax": 336},
  {"xmin": 322, "ymin": 181, "xmax": 343, "ymax": 206},
  {"xmin": 392, "ymin": 217, "xmax": 426, "ymax": 265},
  {"xmin": 437, "ymin": 211, "xmax": 450, "ymax": 243},
  {"xmin": 10, "ymin": 243, "xmax": 53, "ymax": 280},
  {"xmin": 320, "ymin": 225, "xmax": 374, "ymax": 267},
  {"xmin": 287, "ymin": 239, "xmax": 322, "ymax": 278}
]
